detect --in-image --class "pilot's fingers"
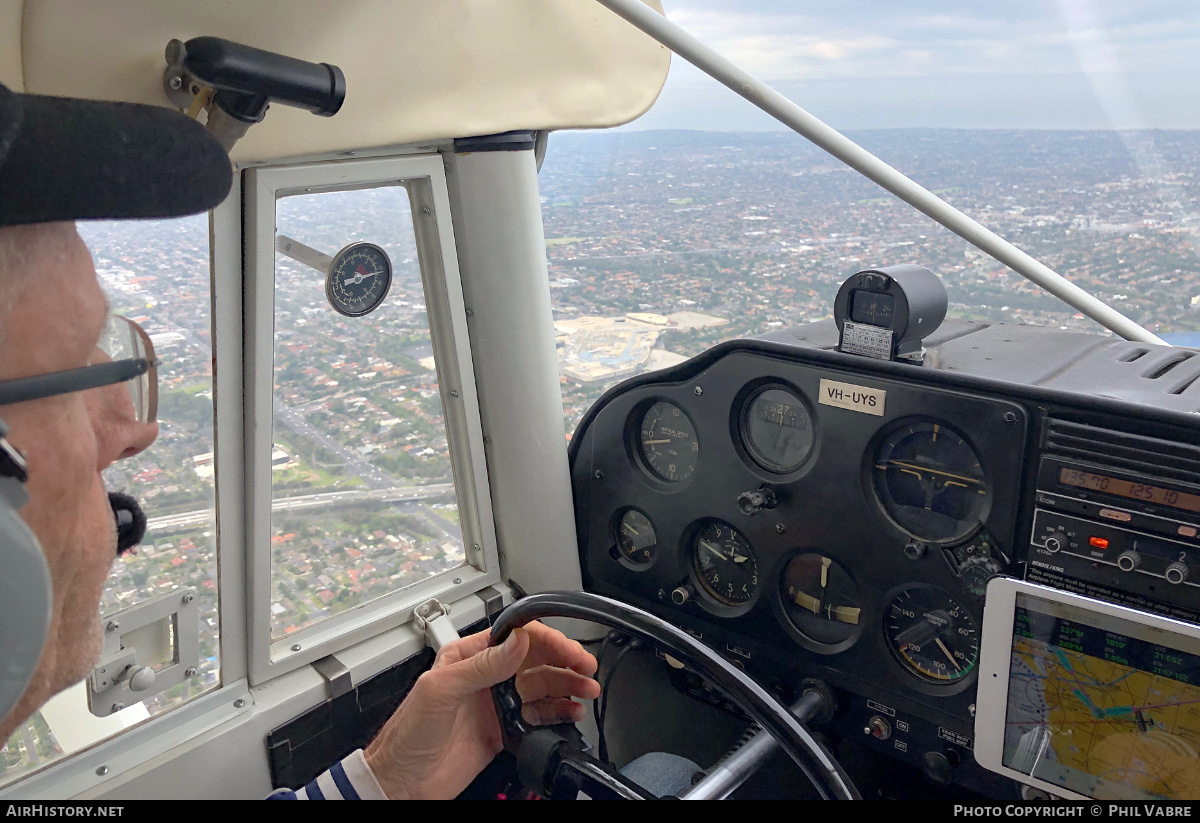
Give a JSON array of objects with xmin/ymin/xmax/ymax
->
[
  {"xmin": 430, "ymin": 627, "xmax": 530, "ymax": 701},
  {"xmin": 516, "ymin": 664, "xmax": 602, "ymax": 703},
  {"xmin": 432, "ymin": 626, "xmax": 491, "ymax": 668},
  {"xmin": 519, "ymin": 622, "xmax": 599, "ymax": 677},
  {"xmin": 521, "ymin": 697, "xmax": 587, "ymax": 726}
]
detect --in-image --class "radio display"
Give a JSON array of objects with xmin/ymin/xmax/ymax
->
[{"xmin": 1059, "ymin": 468, "xmax": 1200, "ymax": 514}]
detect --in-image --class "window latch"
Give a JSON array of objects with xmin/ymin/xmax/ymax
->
[
  {"xmin": 414, "ymin": 598, "xmax": 459, "ymax": 652},
  {"xmin": 87, "ymin": 587, "xmax": 200, "ymax": 717}
]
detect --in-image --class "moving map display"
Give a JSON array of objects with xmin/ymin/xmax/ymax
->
[{"xmin": 1003, "ymin": 594, "xmax": 1200, "ymax": 800}]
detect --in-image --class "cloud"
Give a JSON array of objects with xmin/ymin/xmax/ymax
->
[
  {"xmin": 618, "ymin": 1, "xmax": 1200, "ymax": 129},
  {"xmin": 659, "ymin": 0, "xmax": 1200, "ymax": 81}
]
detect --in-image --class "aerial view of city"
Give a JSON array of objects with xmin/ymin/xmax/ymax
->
[
  {"xmin": 6, "ymin": 126, "xmax": 1200, "ymax": 780},
  {"xmin": 542, "ymin": 129, "xmax": 1200, "ymax": 430}
]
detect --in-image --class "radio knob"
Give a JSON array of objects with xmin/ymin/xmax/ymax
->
[
  {"xmin": 1043, "ymin": 535, "xmax": 1063, "ymax": 553},
  {"xmin": 1117, "ymin": 551, "xmax": 1141, "ymax": 572},
  {"xmin": 1165, "ymin": 562, "xmax": 1189, "ymax": 585}
]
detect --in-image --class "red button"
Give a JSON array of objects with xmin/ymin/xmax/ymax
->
[{"xmin": 1089, "ymin": 536, "xmax": 1109, "ymax": 549}]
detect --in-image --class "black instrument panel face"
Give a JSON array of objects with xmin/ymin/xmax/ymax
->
[{"xmin": 573, "ymin": 347, "xmax": 1029, "ymax": 732}]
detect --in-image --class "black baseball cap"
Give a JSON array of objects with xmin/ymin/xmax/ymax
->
[{"xmin": 0, "ymin": 82, "xmax": 232, "ymax": 228}]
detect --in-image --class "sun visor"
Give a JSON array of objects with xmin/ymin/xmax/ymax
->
[{"xmin": 17, "ymin": 0, "xmax": 671, "ymax": 163}]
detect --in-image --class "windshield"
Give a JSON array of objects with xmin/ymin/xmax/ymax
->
[{"xmin": 543, "ymin": 1, "xmax": 1200, "ymax": 432}]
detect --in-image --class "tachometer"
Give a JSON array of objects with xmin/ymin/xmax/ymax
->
[
  {"xmin": 872, "ymin": 420, "xmax": 988, "ymax": 544},
  {"xmin": 739, "ymin": 386, "xmax": 815, "ymax": 473},
  {"xmin": 692, "ymin": 521, "xmax": 758, "ymax": 606},
  {"xmin": 885, "ymin": 585, "xmax": 979, "ymax": 683},
  {"xmin": 638, "ymin": 401, "xmax": 699, "ymax": 483},
  {"xmin": 614, "ymin": 508, "xmax": 657, "ymax": 566}
]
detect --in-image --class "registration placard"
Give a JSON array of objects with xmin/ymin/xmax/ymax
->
[{"xmin": 818, "ymin": 378, "xmax": 886, "ymax": 417}]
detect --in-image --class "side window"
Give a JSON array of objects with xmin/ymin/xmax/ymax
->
[
  {"xmin": 2, "ymin": 216, "xmax": 218, "ymax": 785},
  {"xmin": 269, "ymin": 186, "xmax": 466, "ymax": 639}
]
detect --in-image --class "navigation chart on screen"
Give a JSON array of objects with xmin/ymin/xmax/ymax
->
[{"xmin": 1004, "ymin": 600, "xmax": 1200, "ymax": 800}]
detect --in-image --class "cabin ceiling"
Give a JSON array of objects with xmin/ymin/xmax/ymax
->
[{"xmin": 2, "ymin": 0, "xmax": 670, "ymax": 162}]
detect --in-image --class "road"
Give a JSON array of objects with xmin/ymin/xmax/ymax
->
[
  {"xmin": 149, "ymin": 310, "xmax": 465, "ymax": 545},
  {"xmin": 557, "ymin": 236, "xmax": 870, "ymax": 262},
  {"xmin": 148, "ymin": 483, "xmax": 455, "ymax": 531}
]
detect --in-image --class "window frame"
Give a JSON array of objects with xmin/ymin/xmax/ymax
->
[{"xmin": 244, "ymin": 155, "xmax": 500, "ymax": 684}]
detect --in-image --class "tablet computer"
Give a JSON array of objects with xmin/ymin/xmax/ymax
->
[{"xmin": 975, "ymin": 577, "xmax": 1200, "ymax": 801}]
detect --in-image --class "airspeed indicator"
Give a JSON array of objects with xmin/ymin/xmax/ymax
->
[{"xmin": 886, "ymin": 585, "xmax": 979, "ymax": 684}]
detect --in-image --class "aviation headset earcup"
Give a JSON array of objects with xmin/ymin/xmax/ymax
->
[{"xmin": 0, "ymin": 465, "xmax": 52, "ymax": 724}]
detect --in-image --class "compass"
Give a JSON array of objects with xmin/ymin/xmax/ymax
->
[{"xmin": 325, "ymin": 242, "xmax": 393, "ymax": 317}]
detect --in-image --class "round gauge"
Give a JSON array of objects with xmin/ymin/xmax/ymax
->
[
  {"xmin": 953, "ymin": 529, "xmax": 1006, "ymax": 599},
  {"xmin": 872, "ymin": 420, "xmax": 989, "ymax": 544},
  {"xmin": 614, "ymin": 509, "xmax": 657, "ymax": 566},
  {"xmin": 780, "ymin": 553, "xmax": 862, "ymax": 649},
  {"xmin": 739, "ymin": 386, "xmax": 815, "ymax": 473},
  {"xmin": 638, "ymin": 401, "xmax": 699, "ymax": 483},
  {"xmin": 885, "ymin": 585, "xmax": 979, "ymax": 684},
  {"xmin": 692, "ymin": 521, "xmax": 758, "ymax": 606},
  {"xmin": 325, "ymin": 242, "xmax": 393, "ymax": 317},
  {"xmin": 959, "ymin": 556, "xmax": 1004, "ymax": 600}
]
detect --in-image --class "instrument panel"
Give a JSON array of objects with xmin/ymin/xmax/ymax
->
[
  {"xmin": 577, "ymin": 347, "xmax": 1027, "ymax": 703},
  {"xmin": 569, "ymin": 332, "xmax": 1200, "ymax": 791}
]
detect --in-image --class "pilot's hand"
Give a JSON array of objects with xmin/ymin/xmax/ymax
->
[{"xmin": 363, "ymin": 621, "xmax": 600, "ymax": 800}]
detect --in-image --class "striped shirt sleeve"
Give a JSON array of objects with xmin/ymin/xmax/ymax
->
[{"xmin": 266, "ymin": 749, "xmax": 389, "ymax": 800}]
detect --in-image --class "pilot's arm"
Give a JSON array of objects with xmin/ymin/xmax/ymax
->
[{"xmin": 267, "ymin": 622, "xmax": 600, "ymax": 800}]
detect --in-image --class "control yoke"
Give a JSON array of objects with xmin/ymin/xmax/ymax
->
[
  {"xmin": 488, "ymin": 591, "xmax": 860, "ymax": 800},
  {"xmin": 163, "ymin": 36, "xmax": 347, "ymax": 151}
]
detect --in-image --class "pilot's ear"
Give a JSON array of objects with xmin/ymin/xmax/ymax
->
[{"xmin": 0, "ymin": 420, "xmax": 52, "ymax": 724}]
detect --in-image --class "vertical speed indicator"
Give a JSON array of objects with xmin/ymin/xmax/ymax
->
[{"xmin": 638, "ymin": 401, "xmax": 699, "ymax": 483}]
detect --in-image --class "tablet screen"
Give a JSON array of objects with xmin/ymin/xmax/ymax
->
[{"xmin": 1003, "ymin": 592, "xmax": 1200, "ymax": 800}]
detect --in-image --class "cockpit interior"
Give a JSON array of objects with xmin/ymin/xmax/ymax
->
[{"xmin": 3, "ymin": 0, "xmax": 1200, "ymax": 803}]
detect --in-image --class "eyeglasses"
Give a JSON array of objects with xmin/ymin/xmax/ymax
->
[{"xmin": 0, "ymin": 315, "xmax": 159, "ymax": 425}]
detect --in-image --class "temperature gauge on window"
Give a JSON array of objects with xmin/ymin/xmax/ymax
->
[{"xmin": 326, "ymin": 242, "xmax": 393, "ymax": 317}]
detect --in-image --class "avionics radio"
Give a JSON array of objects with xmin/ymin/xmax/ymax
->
[{"xmin": 1027, "ymin": 455, "xmax": 1200, "ymax": 624}]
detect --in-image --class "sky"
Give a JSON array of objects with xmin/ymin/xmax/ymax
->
[{"xmin": 625, "ymin": 0, "xmax": 1200, "ymax": 131}]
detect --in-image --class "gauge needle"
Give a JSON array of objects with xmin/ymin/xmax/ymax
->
[
  {"xmin": 828, "ymin": 605, "xmax": 861, "ymax": 625},
  {"xmin": 793, "ymin": 589, "xmax": 821, "ymax": 615},
  {"xmin": 644, "ymin": 439, "xmax": 672, "ymax": 445},
  {"xmin": 820, "ymin": 556, "xmax": 831, "ymax": 589},
  {"xmin": 935, "ymin": 637, "xmax": 961, "ymax": 671},
  {"xmin": 624, "ymin": 523, "xmax": 639, "ymax": 535},
  {"xmin": 877, "ymin": 460, "xmax": 982, "ymax": 486},
  {"xmin": 701, "ymin": 541, "xmax": 727, "ymax": 562}
]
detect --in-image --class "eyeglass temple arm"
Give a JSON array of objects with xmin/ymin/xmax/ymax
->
[{"xmin": 0, "ymin": 359, "xmax": 149, "ymax": 407}]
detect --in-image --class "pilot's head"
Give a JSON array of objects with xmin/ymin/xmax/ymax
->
[{"xmin": 0, "ymin": 82, "xmax": 231, "ymax": 738}]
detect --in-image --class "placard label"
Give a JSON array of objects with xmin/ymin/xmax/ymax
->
[
  {"xmin": 840, "ymin": 321, "xmax": 894, "ymax": 360},
  {"xmin": 818, "ymin": 378, "xmax": 886, "ymax": 417}
]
